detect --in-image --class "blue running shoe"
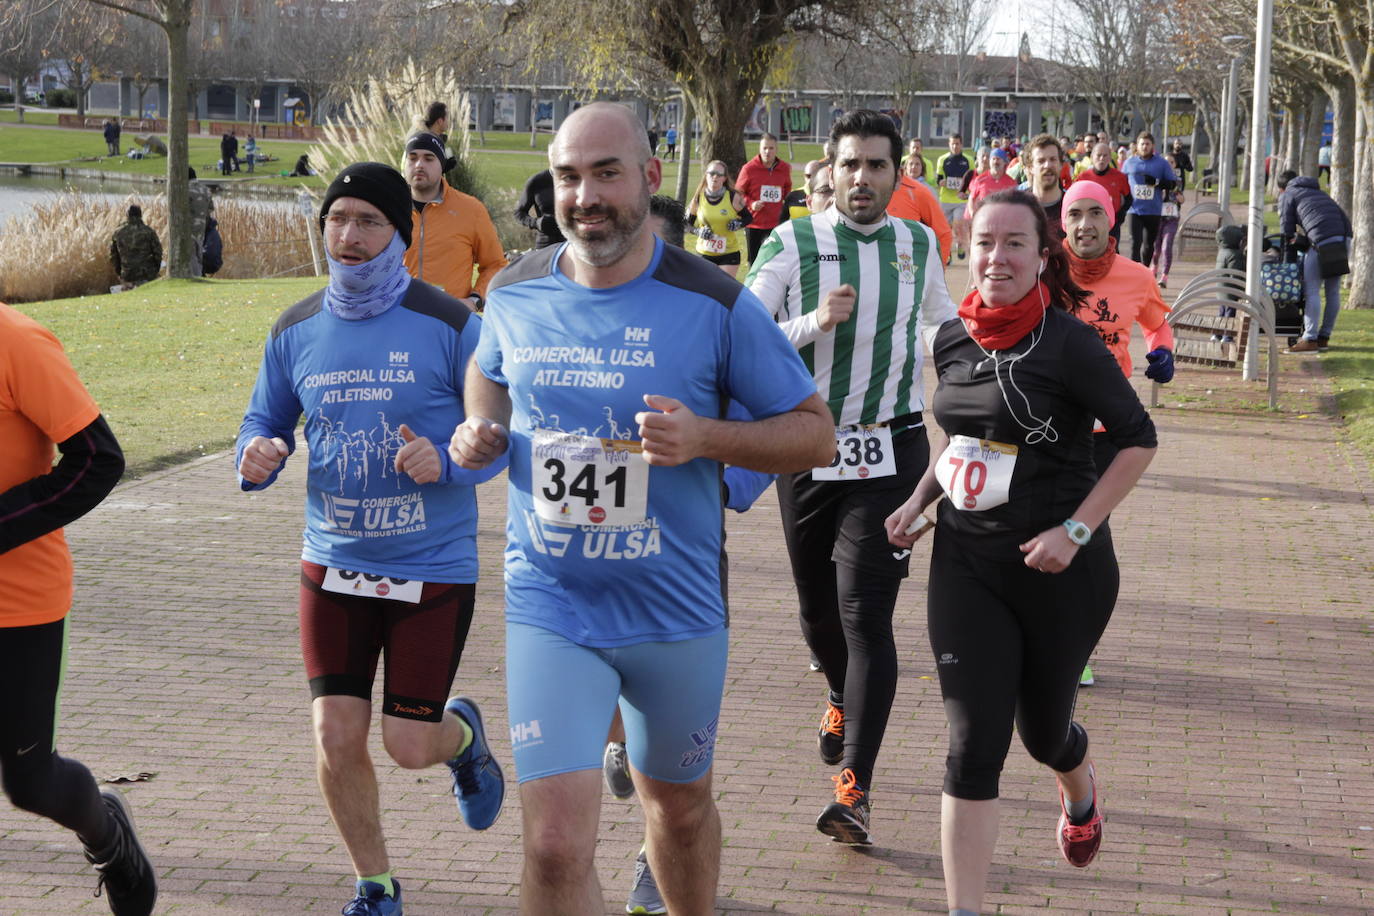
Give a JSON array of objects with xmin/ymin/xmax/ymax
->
[
  {"xmin": 341, "ymin": 879, "xmax": 402, "ymax": 915},
  {"xmin": 445, "ymin": 696, "xmax": 505, "ymax": 830}
]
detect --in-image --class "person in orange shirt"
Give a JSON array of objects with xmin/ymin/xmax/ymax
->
[
  {"xmin": 0, "ymin": 304, "xmax": 157, "ymax": 916},
  {"xmin": 1061, "ymin": 180, "xmax": 1174, "ymax": 689},
  {"xmin": 886, "ymin": 166, "xmax": 953, "ymax": 263},
  {"xmin": 402, "ymin": 132, "xmax": 507, "ymax": 308}
]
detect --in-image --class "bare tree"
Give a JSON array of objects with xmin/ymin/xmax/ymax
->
[
  {"xmin": 78, "ymin": 0, "xmax": 195, "ymax": 277},
  {"xmin": 1058, "ymin": 0, "xmax": 1152, "ymax": 140},
  {"xmin": 502, "ymin": 0, "xmax": 924, "ymax": 174},
  {"xmin": 52, "ymin": 1, "xmax": 127, "ymax": 118},
  {"xmin": 0, "ymin": 0, "xmax": 58, "ymax": 124}
]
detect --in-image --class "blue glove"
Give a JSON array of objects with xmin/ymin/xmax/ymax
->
[
  {"xmin": 1145, "ymin": 347, "xmax": 1174, "ymax": 383},
  {"xmin": 726, "ymin": 218, "xmax": 743, "ymax": 231}
]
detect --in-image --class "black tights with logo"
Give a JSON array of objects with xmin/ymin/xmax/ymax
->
[
  {"xmin": 928, "ymin": 531, "xmax": 1118, "ymax": 800},
  {"xmin": 0, "ymin": 618, "xmax": 112, "ymax": 845}
]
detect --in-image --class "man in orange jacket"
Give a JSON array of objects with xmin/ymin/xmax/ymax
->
[
  {"xmin": 402, "ymin": 133, "xmax": 507, "ymax": 308},
  {"xmin": 885, "ymin": 171, "xmax": 952, "ymax": 263}
]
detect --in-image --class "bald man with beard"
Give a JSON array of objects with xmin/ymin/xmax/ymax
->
[{"xmin": 450, "ymin": 102, "xmax": 832, "ymax": 916}]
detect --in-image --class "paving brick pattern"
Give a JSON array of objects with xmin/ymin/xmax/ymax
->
[{"xmin": 3, "ymin": 252, "xmax": 1371, "ymax": 914}]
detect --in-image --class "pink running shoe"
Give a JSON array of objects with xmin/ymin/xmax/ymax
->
[{"xmin": 1056, "ymin": 764, "xmax": 1103, "ymax": 867}]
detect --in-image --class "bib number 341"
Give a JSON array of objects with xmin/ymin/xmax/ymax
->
[
  {"xmin": 935, "ymin": 435, "xmax": 1018, "ymax": 510},
  {"xmin": 532, "ymin": 430, "xmax": 649, "ymax": 527}
]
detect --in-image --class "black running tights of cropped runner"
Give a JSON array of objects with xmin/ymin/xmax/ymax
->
[
  {"xmin": 1130, "ymin": 213, "xmax": 1162, "ymax": 267},
  {"xmin": 0, "ymin": 618, "xmax": 114, "ymax": 847}
]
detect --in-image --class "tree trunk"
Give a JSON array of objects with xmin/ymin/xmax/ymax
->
[
  {"xmin": 697, "ymin": 76, "xmax": 757, "ymax": 176},
  {"xmin": 1347, "ymin": 89, "xmax": 1373, "ymax": 309},
  {"xmin": 1328, "ymin": 74, "xmax": 1355, "ymax": 219},
  {"xmin": 164, "ymin": 13, "xmax": 193, "ymax": 279},
  {"xmin": 529, "ymin": 83, "xmax": 538, "ymax": 148},
  {"xmin": 1300, "ymin": 86, "xmax": 1324, "ymax": 177},
  {"xmin": 674, "ymin": 91, "xmax": 695, "ymax": 204},
  {"xmin": 1280, "ymin": 104, "xmax": 1298, "ymax": 175}
]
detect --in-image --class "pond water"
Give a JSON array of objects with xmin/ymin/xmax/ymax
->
[{"xmin": 0, "ymin": 172, "xmax": 297, "ymax": 231}]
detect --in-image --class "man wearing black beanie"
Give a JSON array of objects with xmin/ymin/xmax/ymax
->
[
  {"xmin": 401, "ymin": 132, "xmax": 506, "ymax": 307},
  {"xmin": 236, "ymin": 160, "xmax": 508, "ymax": 916}
]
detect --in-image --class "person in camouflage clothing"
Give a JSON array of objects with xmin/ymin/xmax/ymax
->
[
  {"xmin": 109, "ymin": 205, "xmax": 163, "ymax": 289},
  {"xmin": 187, "ymin": 168, "xmax": 213, "ymax": 277}
]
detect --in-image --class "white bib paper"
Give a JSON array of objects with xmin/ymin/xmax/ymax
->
[
  {"xmin": 1131, "ymin": 182, "xmax": 1154, "ymax": 201},
  {"xmin": 532, "ymin": 430, "xmax": 649, "ymax": 527},
  {"xmin": 321, "ymin": 567, "xmax": 423, "ymax": 603},
  {"xmin": 935, "ymin": 435, "xmax": 1018, "ymax": 511},
  {"xmin": 812, "ymin": 426, "xmax": 897, "ymax": 481},
  {"xmin": 760, "ymin": 185, "xmax": 783, "ymax": 203}
]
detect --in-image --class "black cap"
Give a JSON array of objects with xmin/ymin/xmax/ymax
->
[{"xmin": 319, "ymin": 162, "xmax": 413, "ymax": 248}]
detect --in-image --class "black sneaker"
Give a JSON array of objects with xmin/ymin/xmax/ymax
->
[
  {"xmin": 1317, "ymin": 337, "xmax": 1331, "ymax": 352},
  {"xmin": 816, "ymin": 768, "xmax": 873, "ymax": 845},
  {"xmin": 817, "ymin": 700, "xmax": 844, "ymax": 766},
  {"xmin": 84, "ymin": 788, "xmax": 157, "ymax": 916}
]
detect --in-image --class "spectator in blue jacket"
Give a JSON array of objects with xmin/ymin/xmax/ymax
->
[
  {"xmin": 1120, "ymin": 132, "xmax": 1178, "ymax": 267},
  {"xmin": 1278, "ymin": 170, "xmax": 1351, "ymax": 353}
]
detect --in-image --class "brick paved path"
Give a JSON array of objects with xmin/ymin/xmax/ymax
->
[{"xmin": 3, "ymin": 253, "xmax": 1371, "ymax": 914}]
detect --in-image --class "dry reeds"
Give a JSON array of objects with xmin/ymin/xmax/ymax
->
[{"xmin": 0, "ymin": 190, "xmax": 319, "ymax": 302}]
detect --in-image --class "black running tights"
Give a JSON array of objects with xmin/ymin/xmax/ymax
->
[
  {"xmin": 794, "ymin": 566, "xmax": 902, "ymax": 790},
  {"xmin": 928, "ymin": 532, "xmax": 1119, "ymax": 800},
  {"xmin": 0, "ymin": 618, "xmax": 111, "ymax": 845},
  {"xmin": 1130, "ymin": 213, "xmax": 1162, "ymax": 266}
]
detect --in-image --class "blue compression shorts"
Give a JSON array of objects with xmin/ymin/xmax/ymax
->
[{"xmin": 505, "ymin": 621, "xmax": 728, "ymax": 784}]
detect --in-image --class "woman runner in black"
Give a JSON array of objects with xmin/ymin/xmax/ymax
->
[{"xmin": 885, "ymin": 190, "xmax": 1156, "ymax": 915}]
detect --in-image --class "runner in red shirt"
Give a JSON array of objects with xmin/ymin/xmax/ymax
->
[
  {"xmin": 736, "ymin": 132, "xmax": 793, "ymax": 264},
  {"xmin": 965, "ymin": 148, "xmax": 1019, "ymax": 220}
]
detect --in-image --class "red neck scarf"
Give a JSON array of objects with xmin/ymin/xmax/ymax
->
[
  {"xmin": 1065, "ymin": 235, "xmax": 1117, "ymax": 285},
  {"xmin": 958, "ymin": 282, "xmax": 1048, "ymax": 350}
]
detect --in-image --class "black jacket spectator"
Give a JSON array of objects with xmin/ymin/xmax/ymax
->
[{"xmin": 1278, "ymin": 175, "xmax": 1350, "ymax": 248}]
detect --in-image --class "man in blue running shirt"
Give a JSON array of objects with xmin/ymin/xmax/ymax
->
[
  {"xmin": 449, "ymin": 103, "xmax": 834, "ymax": 916},
  {"xmin": 236, "ymin": 162, "xmax": 508, "ymax": 916}
]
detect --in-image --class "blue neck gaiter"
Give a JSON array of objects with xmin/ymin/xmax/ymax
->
[{"xmin": 323, "ymin": 233, "xmax": 412, "ymax": 321}]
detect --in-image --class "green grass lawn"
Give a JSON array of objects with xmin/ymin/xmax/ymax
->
[
  {"xmin": 15, "ymin": 277, "xmax": 324, "ymax": 476},
  {"xmin": 0, "ymin": 108, "xmax": 60, "ymax": 126},
  {"xmin": 0, "ymin": 124, "xmax": 323, "ymax": 187},
  {"xmin": 1324, "ymin": 308, "xmax": 1374, "ymax": 468}
]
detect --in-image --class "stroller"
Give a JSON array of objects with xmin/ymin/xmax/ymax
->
[{"xmin": 1260, "ymin": 233, "xmax": 1304, "ymax": 346}]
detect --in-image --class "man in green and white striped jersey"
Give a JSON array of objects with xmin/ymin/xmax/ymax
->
[{"xmin": 746, "ymin": 109, "xmax": 957, "ymax": 847}]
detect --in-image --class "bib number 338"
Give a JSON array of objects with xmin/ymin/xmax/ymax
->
[
  {"xmin": 812, "ymin": 426, "xmax": 896, "ymax": 481},
  {"xmin": 532, "ymin": 430, "xmax": 649, "ymax": 526},
  {"xmin": 935, "ymin": 435, "xmax": 1018, "ymax": 510}
]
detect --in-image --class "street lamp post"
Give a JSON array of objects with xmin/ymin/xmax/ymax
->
[
  {"xmin": 1218, "ymin": 35, "xmax": 1247, "ymax": 213},
  {"xmin": 1160, "ymin": 80, "xmax": 1176, "ymax": 148},
  {"xmin": 1242, "ymin": 2, "xmax": 1274, "ymax": 383}
]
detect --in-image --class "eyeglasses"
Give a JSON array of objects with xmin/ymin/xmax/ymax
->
[
  {"xmin": 706, "ymin": 170, "xmax": 725, "ymax": 177},
  {"xmin": 811, "ymin": 186, "xmax": 834, "ymax": 197},
  {"xmin": 324, "ymin": 213, "xmax": 392, "ymax": 233}
]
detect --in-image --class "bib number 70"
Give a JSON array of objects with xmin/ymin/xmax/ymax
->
[{"xmin": 935, "ymin": 435, "xmax": 1017, "ymax": 511}]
